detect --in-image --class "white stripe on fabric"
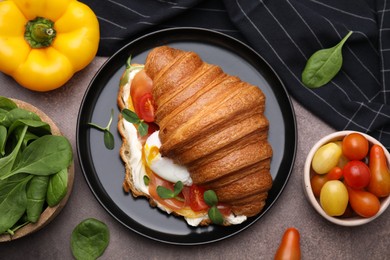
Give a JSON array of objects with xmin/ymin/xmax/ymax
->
[
  {"xmin": 106, "ymin": 0, "xmax": 150, "ymax": 18},
  {"xmin": 97, "ymin": 16, "xmax": 127, "ymax": 29},
  {"xmin": 287, "ymin": 0, "xmax": 323, "ymax": 47},
  {"xmin": 309, "ymin": 0, "xmax": 377, "ymax": 23},
  {"xmin": 379, "ymin": 0, "xmax": 388, "ymax": 104}
]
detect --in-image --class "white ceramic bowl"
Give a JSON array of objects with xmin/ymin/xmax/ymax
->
[{"xmin": 303, "ymin": 130, "xmax": 390, "ymax": 226}]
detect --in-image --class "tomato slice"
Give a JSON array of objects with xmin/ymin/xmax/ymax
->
[
  {"xmin": 130, "ymin": 69, "xmax": 155, "ymax": 122},
  {"xmin": 188, "ymin": 185, "xmax": 209, "ymax": 212}
]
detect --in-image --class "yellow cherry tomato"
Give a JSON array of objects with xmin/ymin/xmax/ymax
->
[
  {"xmin": 0, "ymin": 0, "xmax": 100, "ymax": 91},
  {"xmin": 320, "ymin": 180, "xmax": 349, "ymax": 216},
  {"xmin": 312, "ymin": 142, "xmax": 342, "ymax": 174}
]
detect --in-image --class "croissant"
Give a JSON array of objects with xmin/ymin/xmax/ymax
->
[{"xmin": 144, "ymin": 46, "xmax": 273, "ymax": 217}]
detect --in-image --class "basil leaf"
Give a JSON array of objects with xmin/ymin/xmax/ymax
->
[
  {"xmin": 137, "ymin": 122, "xmax": 149, "ymax": 137},
  {"xmin": 46, "ymin": 168, "xmax": 68, "ymax": 207},
  {"xmin": 121, "ymin": 109, "xmax": 140, "ymax": 123},
  {"xmin": 302, "ymin": 31, "xmax": 353, "ymax": 88},
  {"xmin": 208, "ymin": 206, "xmax": 224, "ymax": 225},
  {"xmin": 71, "ymin": 218, "xmax": 110, "ymax": 260},
  {"xmin": 2, "ymin": 135, "xmax": 73, "ymax": 179},
  {"xmin": 0, "ymin": 175, "xmax": 32, "ymax": 234},
  {"xmin": 26, "ymin": 175, "xmax": 49, "ymax": 223},
  {"xmin": 204, "ymin": 190, "xmax": 218, "ymax": 207}
]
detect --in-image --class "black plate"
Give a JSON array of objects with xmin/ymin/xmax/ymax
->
[{"xmin": 77, "ymin": 28, "xmax": 297, "ymax": 245}]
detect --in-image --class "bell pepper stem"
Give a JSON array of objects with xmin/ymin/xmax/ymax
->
[{"xmin": 25, "ymin": 17, "xmax": 56, "ymax": 48}]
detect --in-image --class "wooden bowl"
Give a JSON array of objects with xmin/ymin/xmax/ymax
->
[{"xmin": 0, "ymin": 99, "xmax": 74, "ymax": 242}]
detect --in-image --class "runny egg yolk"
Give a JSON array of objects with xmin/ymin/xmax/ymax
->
[{"xmin": 143, "ymin": 131, "xmax": 193, "ymax": 186}]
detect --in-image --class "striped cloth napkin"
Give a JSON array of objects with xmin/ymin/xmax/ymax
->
[{"xmin": 82, "ymin": 0, "xmax": 390, "ymax": 149}]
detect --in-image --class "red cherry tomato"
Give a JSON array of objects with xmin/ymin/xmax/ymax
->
[
  {"xmin": 343, "ymin": 161, "xmax": 371, "ymax": 189},
  {"xmin": 131, "ymin": 69, "xmax": 155, "ymax": 122},
  {"xmin": 310, "ymin": 174, "xmax": 328, "ymax": 198},
  {"xmin": 274, "ymin": 227, "xmax": 301, "ymax": 260},
  {"xmin": 347, "ymin": 186, "xmax": 380, "ymax": 218},
  {"xmin": 188, "ymin": 185, "xmax": 208, "ymax": 212},
  {"xmin": 327, "ymin": 166, "xmax": 343, "ymax": 180},
  {"xmin": 342, "ymin": 133, "xmax": 369, "ymax": 161}
]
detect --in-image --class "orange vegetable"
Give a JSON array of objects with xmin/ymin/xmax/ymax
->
[
  {"xmin": 274, "ymin": 227, "xmax": 301, "ymax": 260},
  {"xmin": 367, "ymin": 144, "xmax": 390, "ymax": 197}
]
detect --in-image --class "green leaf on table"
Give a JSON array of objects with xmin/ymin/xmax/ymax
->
[
  {"xmin": 71, "ymin": 218, "xmax": 110, "ymax": 260},
  {"xmin": 302, "ymin": 31, "xmax": 353, "ymax": 88}
]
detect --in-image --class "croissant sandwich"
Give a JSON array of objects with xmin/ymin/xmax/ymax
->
[{"xmin": 117, "ymin": 46, "xmax": 273, "ymax": 226}]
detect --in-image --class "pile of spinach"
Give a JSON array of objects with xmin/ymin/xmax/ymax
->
[{"xmin": 0, "ymin": 96, "xmax": 73, "ymax": 236}]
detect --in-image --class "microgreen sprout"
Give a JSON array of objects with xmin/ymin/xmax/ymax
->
[
  {"xmin": 121, "ymin": 108, "xmax": 149, "ymax": 137},
  {"xmin": 88, "ymin": 108, "xmax": 115, "ymax": 150}
]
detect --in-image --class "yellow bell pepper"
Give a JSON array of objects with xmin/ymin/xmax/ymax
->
[{"xmin": 0, "ymin": 0, "xmax": 100, "ymax": 91}]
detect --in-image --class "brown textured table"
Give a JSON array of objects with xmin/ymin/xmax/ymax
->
[{"xmin": 0, "ymin": 57, "xmax": 389, "ymax": 260}]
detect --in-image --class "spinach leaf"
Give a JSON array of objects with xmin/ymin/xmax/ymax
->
[
  {"xmin": 46, "ymin": 168, "xmax": 68, "ymax": 207},
  {"xmin": 0, "ymin": 125, "xmax": 28, "ymax": 178},
  {"xmin": 302, "ymin": 31, "xmax": 353, "ymax": 88},
  {"xmin": 0, "ymin": 125, "xmax": 6, "ymax": 156},
  {"xmin": 0, "ymin": 175, "xmax": 32, "ymax": 234},
  {"xmin": 1, "ymin": 108, "xmax": 41, "ymax": 128},
  {"xmin": 0, "ymin": 96, "xmax": 17, "ymax": 111},
  {"xmin": 1, "ymin": 135, "xmax": 73, "ymax": 179},
  {"xmin": 8, "ymin": 119, "xmax": 51, "ymax": 138},
  {"xmin": 26, "ymin": 176, "xmax": 49, "ymax": 223},
  {"xmin": 71, "ymin": 218, "xmax": 110, "ymax": 260}
]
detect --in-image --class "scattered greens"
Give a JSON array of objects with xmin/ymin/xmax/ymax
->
[
  {"xmin": 157, "ymin": 181, "xmax": 183, "ymax": 200},
  {"xmin": 71, "ymin": 218, "xmax": 110, "ymax": 260},
  {"xmin": 143, "ymin": 175, "xmax": 150, "ymax": 186},
  {"xmin": 0, "ymin": 96, "xmax": 73, "ymax": 235},
  {"xmin": 204, "ymin": 190, "xmax": 224, "ymax": 225},
  {"xmin": 88, "ymin": 109, "xmax": 115, "ymax": 150},
  {"xmin": 302, "ymin": 31, "xmax": 353, "ymax": 88},
  {"xmin": 121, "ymin": 108, "xmax": 149, "ymax": 137},
  {"xmin": 119, "ymin": 56, "xmax": 144, "ymax": 87}
]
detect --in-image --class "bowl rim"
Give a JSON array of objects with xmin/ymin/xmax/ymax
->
[{"xmin": 303, "ymin": 130, "xmax": 390, "ymax": 226}]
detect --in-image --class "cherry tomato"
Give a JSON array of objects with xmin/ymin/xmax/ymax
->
[
  {"xmin": 131, "ymin": 69, "xmax": 155, "ymax": 122},
  {"xmin": 342, "ymin": 133, "xmax": 369, "ymax": 161},
  {"xmin": 310, "ymin": 174, "xmax": 328, "ymax": 197},
  {"xmin": 274, "ymin": 227, "xmax": 301, "ymax": 260},
  {"xmin": 327, "ymin": 166, "xmax": 343, "ymax": 180},
  {"xmin": 188, "ymin": 185, "xmax": 208, "ymax": 212},
  {"xmin": 320, "ymin": 180, "xmax": 348, "ymax": 216},
  {"xmin": 347, "ymin": 186, "xmax": 380, "ymax": 218},
  {"xmin": 312, "ymin": 142, "xmax": 342, "ymax": 174},
  {"xmin": 368, "ymin": 144, "xmax": 390, "ymax": 197},
  {"xmin": 217, "ymin": 203, "xmax": 232, "ymax": 216},
  {"xmin": 343, "ymin": 161, "xmax": 371, "ymax": 189}
]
